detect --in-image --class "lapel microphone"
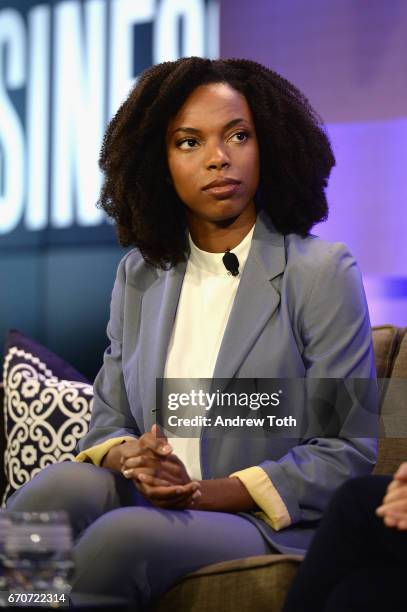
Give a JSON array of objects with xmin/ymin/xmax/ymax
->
[{"xmin": 222, "ymin": 249, "xmax": 240, "ymax": 277}]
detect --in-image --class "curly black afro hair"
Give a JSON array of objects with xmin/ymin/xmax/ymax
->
[{"xmin": 98, "ymin": 57, "xmax": 335, "ymax": 268}]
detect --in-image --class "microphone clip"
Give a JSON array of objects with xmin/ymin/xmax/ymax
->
[{"xmin": 222, "ymin": 249, "xmax": 240, "ymax": 277}]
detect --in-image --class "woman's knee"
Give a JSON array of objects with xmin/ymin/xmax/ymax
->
[
  {"xmin": 76, "ymin": 507, "xmax": 162, "ymax": 557},
  {"xmin": 8, "ymin": 462, "xmax": 105, "ymax": 508},
  {"xmin": 6, "ymin": 462, "xmax": 124, "ymax": 536},
  {"xmin": 72, "ymin": 507, "xmax": 196, "ymax": 601}
]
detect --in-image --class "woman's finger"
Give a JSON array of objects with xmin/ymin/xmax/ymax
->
[
  {"xmin": 122, "ymin": 465, "xmax": 180, "ymax": 485},
  {"xmin": 134, "ymin": 473, "xmax": 175, "ymax": 487},
  {"xmin": 383, "ymin": 512, "xmax": 407, "ymax": 531},
  {"xmin": 136, "ymin": 473, "xmax": 201, "ymax": 493},
  {"xmin": 384, "ymin": 511, "xmax": 407, "ymax": 520},
  {"xmin": 376, "ymin": 499, "xmax": 407, "ymax": 517},
  {"xmin": 162, "ymin": 490, "xmax": 202, "ymax": 510},
  {"xmin": 119, "ymin": 433, "xmax": 172, "ymax": 465},
  {"xmin": 382, "ymin": 484, "xmax": 407, "ymax": 505},
  {"xmin": 383, "ymin": 514, "xmax": 398, "ymax": 528},
  {"xmin": 119, "ymin": 444, "xmax": 156, "ymax": 466},
  {"xmin": 122, "ymin": 466, "xmax": 160, "ymax": 479},
  {"xmin": 136, "ymin": 484, "xmax": 193, "ymax": 507},
  {"xmin": 141, "ymin": 481, "xmax": 199, "ymax": 501},
  {"xmin": 151, "ymin": 423, "xmax": 168, "ymax": 446},
  {"xmin": 394, "ymin": 462, "xmax": 407, "ymax": 481},
  {"xmin": 385, "ymin": 479, "xmax": 401, "ymax": 493},
  {"xmin": 122, "ymin": 454, "xmax": 159, "ymax": 470},
  {"xmin": 122, "ymin": 454, "xmax": 182, "ymax": 478},
  {"xmin": 139, "ymin": 432, "xmax": 173, "ymax": 457},
  {"xmin": 151, "ymin": 488, "xmax": 201, "ymax": 509}
]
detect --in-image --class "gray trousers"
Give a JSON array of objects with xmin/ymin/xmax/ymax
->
[{"xmin": 7, "ymin": 462, "xmax": 273, "ymax": 606}]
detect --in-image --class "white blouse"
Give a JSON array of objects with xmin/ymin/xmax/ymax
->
[{"xmin": 163, "ymin": 224, "xmax": 255, "ymax": 479}]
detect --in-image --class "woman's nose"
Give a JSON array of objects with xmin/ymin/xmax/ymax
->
[{"xmin": 206, "ymin": 143, "xmax": 231, "ymax": 170}]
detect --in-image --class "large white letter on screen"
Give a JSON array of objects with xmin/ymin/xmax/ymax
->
[
  {"xmin": 25, "ymin": 5, "xmax": 50, "ymax": 231},
  {"xmin": 206, "ymin": 0, "xmax": 220, "ymax": 59},
  {"xmin": 51, "ymin": 0, "xmax": 106, "ymax": 228},
  {"xmin": 109, "ymin": 0, "xmax": 155, "ymax": 119},
  {"xmin": 0, "ymin": 9, "xmax": 25, "ymax": 235},
  {"xmin": 154, "ymin": 0, "xmax": 205, "ymax": 63}
]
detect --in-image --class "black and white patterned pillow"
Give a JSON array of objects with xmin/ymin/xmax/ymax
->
[{"xmin": 2, "ymin": 330, "xmax": 93, "ymax": 504}]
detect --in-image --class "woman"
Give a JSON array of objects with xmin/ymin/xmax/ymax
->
[
  {"xmin": 282, "ymin": 463, "xmax": 407, "ymax": 611},
  {"xmin": 7, "ymin": 57, "xmax": 377, "ymax": 605}
]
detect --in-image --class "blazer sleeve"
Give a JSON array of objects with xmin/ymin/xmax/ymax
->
[
  {"xmin": 75, "ymin": 252, "xmax": 141, "ymax": 464},
  {"xmin": 230, "ymin": 243, "xmax": 378, "ymax": 530}
]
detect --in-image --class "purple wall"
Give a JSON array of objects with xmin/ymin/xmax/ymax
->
[{"xmin": 220, "ymin": 0, "xmax": 407, "ymax": 325}]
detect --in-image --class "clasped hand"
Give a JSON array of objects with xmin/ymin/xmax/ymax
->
[
  {"xmin": 376, "ymin": 462, "xmax": 407, "ymax": 530},
  {"xmin": 119, "ymin": 424, "xmax": 201, "ymax": 509}
]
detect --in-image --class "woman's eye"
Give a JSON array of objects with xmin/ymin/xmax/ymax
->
[
  {"xmin": 177, "ymin": 138, "xmax": 199, "ymax": 149},
  {"xmin": 230, "ymin": 131, "xmax": 249, "ymax": 142}
]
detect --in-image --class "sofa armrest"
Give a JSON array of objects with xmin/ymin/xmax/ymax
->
[{"xmin": 155, "ymin": 554, "xmax": 302, "ymax": 612}]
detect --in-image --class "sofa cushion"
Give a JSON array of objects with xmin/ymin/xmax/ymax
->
[
  {"xmin": 372, "ymin": 325, "xmax": 400, "ymax": 378},
  {"xmin": 374, "ymin": 327, "xmax": 407, "ymax": 476},
  {"xmin": 2, "ymin": 330, "xmax": 92, "ymax": 504},
  {"xmin": 390, "ymin": 327, "xmax": 407, "ymax": 378},
  {"xmin": 155, "ymin": 554, "xmax": 302, "ymax": 612}
]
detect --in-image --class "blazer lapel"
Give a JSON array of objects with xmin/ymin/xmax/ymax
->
[
  {"xmin": 212, "ymin": 210, "xmax": 286, "ymax": 386},
  {"xmin": 138, "ymin": 260, "xmax": 187, "ymax": 420},
  {"xmin": 138, "ymin": 210, "xmax": 285, "ymax": 420}
]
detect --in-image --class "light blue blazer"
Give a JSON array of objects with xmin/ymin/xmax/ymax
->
[{"xmin": 77, "ymin": 209, "xmax": 377, "ymax": 554}]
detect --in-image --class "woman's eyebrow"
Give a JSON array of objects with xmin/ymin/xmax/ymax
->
[{"xmin": 171, "ymin": 117, "xmax": 249, "ymax": 136}]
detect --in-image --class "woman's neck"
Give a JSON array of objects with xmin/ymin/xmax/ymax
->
[{"xmin": 187, "ymin": 207, "xmax": 256, "ymax": 253}]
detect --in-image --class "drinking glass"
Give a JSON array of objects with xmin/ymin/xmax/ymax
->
[
  {"xmin": 0, "ymin": 510, "xmax": 12, "ymax": 605},
  {"xmin": 3, "ymin": 510, "xmax": 74, "ymax": 598}
]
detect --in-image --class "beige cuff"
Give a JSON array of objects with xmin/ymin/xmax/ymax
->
[
  {"xmin": 75, "ymin": 436, "xmax": 137, "ymax": 466},
  {"xmin": 229, "ymin": 465, "xmax": 291, "ymax": 531}
]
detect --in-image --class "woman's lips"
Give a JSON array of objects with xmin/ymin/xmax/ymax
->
[{"xmin": 203, "ymin": 183, "xmax": 240, "ymax": 199}]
